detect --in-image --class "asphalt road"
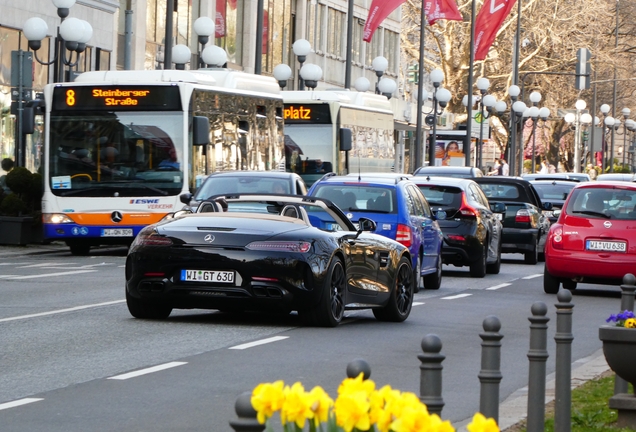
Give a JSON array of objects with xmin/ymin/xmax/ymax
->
[{"xmin": 0, "ymin": 245, "xmax": 623, "ymax": 431}]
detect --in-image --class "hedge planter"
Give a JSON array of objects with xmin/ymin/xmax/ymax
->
[
  {"xmin": 0, "ymin": 216, "xmax": 34, "ymax": 246},
  {"xmin": 599, "ymin": 325, "xmax": 636, "ymax": 428}
]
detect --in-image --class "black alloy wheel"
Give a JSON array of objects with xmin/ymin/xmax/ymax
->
[
  {"xmin": 524, "ymin": 240, "xmax": 539, "ymax": 265},
  {"xmin": 126, "ymin": 292, "xmax": 173, "ymax": 319},
  {"xmin": 423, "ymin": 254, "xmax": 442, "ymax": 290},
  {"xmin": 469, "ymin": 243, "xmax": 487, "ymax": 278},
  {"xmin": 486, "ymin": 238, "xmax": 502, "ymax": 275},
  {"xmin": 303, "ymin": 258, "xmax": 346, "ymax": 327},
  {"xmin": 373, "ymin": 256, "xmax": 413, "ymax": 322},
  {"xmin": 412, "ymin": 253, "xmax": 423, "ymax": 293}
]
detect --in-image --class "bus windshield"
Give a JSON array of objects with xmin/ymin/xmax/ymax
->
[
  {"xmin": 49, "ymin": 111, "xmax": 184, "ymax": 197},
  {"xmin": 284, "ymin": 123, "xmax": 334, "ymax": 185}
]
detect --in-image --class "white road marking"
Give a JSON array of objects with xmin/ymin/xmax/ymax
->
[
  {"xmin": 0, "ymin": 398, "xmax": 43, "ymax": 411},
  {"xmin": 107, "ymin": 362, "xmax": 188, "ymax": 380},
  {"xmin": 16, "ymin": 262, "xmax": 75, "ymax": 268},
  {"xmin": 41, "ymin": 263, "xmax": 115, "ymax": 270},
  {"xmin": 229, "ymin": 336, "xmax": 289, "ymax": 350},
  {"xmin": 3, "ymin": 270, "xmax": 98, "ymax": 280},
  {"xmin": 522, "ymin": 273, "xmax": 543, "ymax": 280},
  {"xmin": 440, "ymin": 294, "xmax": 472, "ymax": 300},
  {"xmin": 412, "ymin": 302, "xmax": 425, "ymax": 306},
  {"xmin": 486, "ymin": 283, "xmax": 512, "ymax": 291},
  {"xmin": 0, "ymin": 262, "xmax": 35, "ymax": 266},
  {"xmin": 0, "ymin": 300, "xmax": 125, "ymax": 323}
]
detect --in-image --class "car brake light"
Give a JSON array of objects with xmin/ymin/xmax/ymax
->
[
  {"xmin": 447, "ymin": 234, "xmax": 466, "ymax": 243},
  {"xmin": 246, "ymin": 241, "xmax": 311, "ymax": 252},
  {"xmin": 133, "ymin": 229, "xmax": 173, "ymax": 246},
  {"xmin": 515, "ymin": 209, "xmax": 532, "ymax": 223},
  {"xmin": 459, "ymin": 193, "xmax": 477, "ymax": 217},
  {"xmin": 551, "ymin": 226, "xmax": 563, "ymax": 249},
  {"xmin": 396, "ymin": 224, "xmax": 412, "ymax": 248}
]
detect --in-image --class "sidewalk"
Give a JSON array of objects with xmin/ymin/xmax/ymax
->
[
  {"xmin": 0, "ymin": 241, "xmax": 67, "ymax": 257},
  {"xmin": 455, "ymin": 348, "xmax": 610, "ymax": 431}
]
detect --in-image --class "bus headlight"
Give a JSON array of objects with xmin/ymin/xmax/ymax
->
[{"xmin": 43, "ymin": 213, "xmax": 74, "ymax": 224}]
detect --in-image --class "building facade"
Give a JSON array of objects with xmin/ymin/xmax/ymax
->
[{"xmin": 0, "ymin": 0, "xmax": 417, "ymax": 175}]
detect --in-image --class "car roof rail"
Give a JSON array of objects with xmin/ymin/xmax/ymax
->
[{"xmin": 318, "ymin": 172, "xmax": 337, "ymax": 182}]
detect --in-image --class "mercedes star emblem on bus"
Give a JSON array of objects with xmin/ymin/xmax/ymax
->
[
  {"xmin": 204, "ymin": 234, "xmax": 215, "ymax": 243},
  {"xmin": 111, "ymin": 211, "xmax": 123, "ymax": 223}
]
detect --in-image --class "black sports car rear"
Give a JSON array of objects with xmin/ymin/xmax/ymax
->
[{"xmin": 125, "ymin": 195, "xmax": 413, "ymax": 327}]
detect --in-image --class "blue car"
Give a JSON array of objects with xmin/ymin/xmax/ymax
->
[{"xmin": 308, "ymin": 173, "xmax": 444, "ymax": 290}]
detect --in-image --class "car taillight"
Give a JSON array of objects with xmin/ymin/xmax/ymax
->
[
  {"xmin": 246, "ymin": 241, "xmax": 311, "ymax": 252},
  {"xmin": 515, "ymin": 209, "xmax": 532, "ymax": 224},
  {"xmin": 132, "ymin": 227, "xmax": 173, "ymax": 247},
  {"xmin": 459, "ymin": 193, "xmax": 477, "ymax": 218},
  {"xmin": 396, "ymin": 224, "xmax": 412, "ymax": 248},
  {"xmin": 551, "ymin": 226, "xmax": 563, "ymax": 249}
]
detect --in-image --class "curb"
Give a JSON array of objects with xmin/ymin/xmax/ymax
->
[
  {"xmin": 0, "ymin": 242, "xmax": 67, "ymax": 257},
  {"xmin": 454, "ymin": 348, "xmax": 609, "ymax": 432}
]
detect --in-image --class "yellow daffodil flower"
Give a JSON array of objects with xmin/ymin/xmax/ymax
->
[
  {"xmin": 251, "ymin": 380, "xmax": 285, "ymax": 424},
  {"xmin": 280, "ymin": 382, "xmax": 314, "ymax": 429},
  {"xmin": 308, "ymin": 385, "xmax": 333, "ymax": 426},
  {"xmin": 467, "ymin": 412, "xmax": 500, "ymax": 432},
  {"xmin": 625, "ymin": 318, "xmax": 636, "ymax": 328},
  {"xmin": 334, "ymin": 389, "xmax": 371, "ymax": 432}
]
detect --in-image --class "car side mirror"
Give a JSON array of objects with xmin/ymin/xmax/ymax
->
[
  {"xmin": 542, "ymin": 202, "xmax": 553, "ymax": 211},
  {"xmin": 180, "ymin": 192, "xmax": 193, "ymax": 205},
  {"xmin": 490, "ymin": 202, "xmax": 506, "ymax": 213},
  {"xmin": 358, "ymin": 217, "xmax": 376, "ymax": 232}
]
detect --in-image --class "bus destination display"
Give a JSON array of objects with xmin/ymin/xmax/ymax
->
[
  {"xmin": 283, "ymin": 103, "xmax": 331, "ymax": 124},
  {"xmin": 52, "ymin": 86, "xmax": 182, "ymax": 111}
]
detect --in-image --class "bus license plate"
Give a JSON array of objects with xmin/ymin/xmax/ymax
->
[
  {"xmin": 586, "ymin": 240, "xmax": 626, "ymax": 252},
  {"xmin": 181, "ymin": 270, "xmax": 235, "ymax": 284},
  {"xmin": 101, "ymin": 229, "xmax": 133, "ymax": 237}
]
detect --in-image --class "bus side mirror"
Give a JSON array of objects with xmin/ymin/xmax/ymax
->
[
  {"xmin": 339, "ymin": 127, "xmax": 352, "ymax": 152},
  {"xmin": 22, "ymin": 107, "xmax": 35, "ymax": 134},
  {"xmin": 193, "ymin": 116, "xmax": 210, "ymax": 146}
]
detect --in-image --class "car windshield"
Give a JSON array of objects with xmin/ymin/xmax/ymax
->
[
  {"xmin": 418, "ymin": 185, "xmax": 462, "ymax": 209},
  {"xmin": 532, "ymin": 183, "xmax": 574, "ymax": 202},
  {"xmin": 195, "ymin": 176, "xmax": 290, "ymax": 200},
  {"xmin": 479, "ymin": 183, "xmax": 519, "ymax": 200},
  {"xmin": 566, "ymin": 187, "xmax": 636, "ymax": 220},
  {"xmin": 311, "ymin": 184, "xmax": 396, "ymax": 213}
]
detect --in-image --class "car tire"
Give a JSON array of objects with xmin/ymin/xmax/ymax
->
[
  {"xmin": 303, "ymin": 257, "xmax": 346, "ymax": 327},
  {"xmin": 423, "ymin": 254, "xmax": 442, "ymax": 290},
  {"xmin": 126, "ymin": 292, "xmax": 172, "ymax": 319},
  {"xmin": 373, "ymin": 256, "xmax": 413, "ymax": 322},
  {"xmin": 524, "ymin": 241, "xmax": 539, "ymax": 265},
  {"xmin": 470, "ymin": 243, "xmax": 487, "ymax": 278},
  {"xmin": 563, "ymin": 280, "xmax": 578, "ymax": 291},
  {"xmin": 486, "ymin": 239, "xmax": 501, "ymax": 275},
  {"xmin": 543, "ymin": 267, "xmax": 560, "ymax": 294},
  {"xmin": 412, "ymin": 253, "xmax": 423, "ymax": 293},
  {"xmin": 69, "ymin": 242, "xmax": 91, "ymax": 256}
]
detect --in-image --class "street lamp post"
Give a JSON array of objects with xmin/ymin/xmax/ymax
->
[
  {"xmin": 529, "ymin": 106, "xmax": 551, "ymax": 173},
  {"xmin": 23, "ymin": 0, "xmax": 93, "ymax": 83},
  {"xmin": 299, "ymin": 63, "xmax": 323, "ymax": 90},
  {"xmin": 508, "ymin": 85, "xmax": 521, "ymax": 175},
  {"xmin": 372, "ymin": 56, "xmax": 389, "ymax": 95},
  {"xmin": 378, "ymin": 78, "xmax": 398, "ymax": 99},
  {"xmin": 621, "ymin": 108, "xmax": 631, "ymax": 168},
  {"xmin": 511, "ymin": 99, "xmax": 527, "ymax": 174},
  {"xmin": 273, "ymin": 64, "xmax": 293, "ymax": 89},
  {"xmin": 292, "ymin": 39, "xmax": 311, "ymax": 91},
  {"xmin": 599, "ymin": 104, "xmax": 611, "ymax": 171},
  {"xmin": 475, "ymin": 78, "xmax": 494, "ymax": 170},
  {"xmin": 427, "ymin": 69, "xmax": 451, "ymax": 166},
  {"xmin": 193, "ymin": 17, "xmax": 215, "ymax": 68}
]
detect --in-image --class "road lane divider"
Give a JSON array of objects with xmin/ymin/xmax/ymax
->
[
  {"xmin": 440, "ymin": 294, "xmax": 472, "ymax": 300},
  {"xmin": 16, "ymin": 262, "xmax": 76, "ymax": 268},
  {"xmin": 0, "ymin": 300, "xmax": 125, "ymax": 323},
  {"xmin": 412, "ymin": 302, "xmax": 425, "ymax": 306},
  {"xmin": 0, "ymin": 398, "xmax": 43, "ymax": 411},
  {"xmin": 2, "ymin": 270, "xmax": 98, "ymax": 280},
  {"xmin": 229, "ymin": 336, "xmax": 289, "ymax": 350},
  {"xmin": 107, "ymin": 362, "xmax": 188, "ymax": 380},
  {"xmin": 486, "ymin": 283, "xmax": 512, "ymax": 291},
  {"xmin": 522, "ymin": 273, "xmax": 543, "ymax": 280}
]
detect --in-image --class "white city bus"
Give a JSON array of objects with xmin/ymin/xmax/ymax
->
[
  {"xmin": 281, "ymin": 90, "xmax": 395, "ymax": 186},
  {"xmin": 38, "ymin": 69, "xmax": 284, "ymax": 255}
]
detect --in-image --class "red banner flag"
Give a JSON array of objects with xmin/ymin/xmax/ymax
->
[
  {"xmin": 474, "ymin": 0, "xmax": 516, "ymax": 60},
  {"xmin": 363, "ymin": 0, "xmax": 407, "ymax": 43},
  {"xmin": 425, "ymin": 0, "xmax": 462, "ymax": 25},
  {"xmin": 215, "ymin": 0, "xmax": 226, "ymax": 38}
]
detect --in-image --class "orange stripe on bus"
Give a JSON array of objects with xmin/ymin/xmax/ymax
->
[{"xmin": 66, "ymin": 213, "xmax": 168, "ymax": 225}]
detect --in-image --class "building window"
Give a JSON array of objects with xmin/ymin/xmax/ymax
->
[
  {"xmin": 307, "ymin": 2, "xmax": 325, "ymax": 53},
  {"xmin": 215, "ymin": 0, "xmax": 243, "ymax": 65},
  {"xmin": 383, "ymin": 30, "xmax": 398, "ymax": 74},
  {"xmin": 365, "ymin": 27, "xmax": 381, "ymax": 66},
  {"xmin": 326, "ymin": 8, "xmax": 345, "ymax": 58}
]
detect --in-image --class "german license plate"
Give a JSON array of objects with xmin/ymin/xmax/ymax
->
[
  {"xmin": 586, "ymin": 240, "xmax": 626, "ymax": 252},
  {"xmin": 101, "ymin": 228, "xmax": 133, "ymax": 237},
  {"xmin": 181, "ymin": 269, "xmax": 235, "ymax": 283}
]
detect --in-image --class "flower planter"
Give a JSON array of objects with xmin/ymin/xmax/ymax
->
[
  {"xmin": 0, "ymin": 216, "xmax": 34, "ymax": 246},
  {"xmin": 599, "ymin": 325, "xmax": 636, "ymax": 428}
]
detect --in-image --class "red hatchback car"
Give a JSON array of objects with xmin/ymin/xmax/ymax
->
[{"xmin": 544, "ymin": 181, "xmax": 636, "ymax": 293}]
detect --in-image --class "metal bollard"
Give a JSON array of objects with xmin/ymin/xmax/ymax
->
[
  {"xmin": 418, "ymin": 334, "xmax": 445, "ymax": 416},
  {"xmin": 614, "ymin": 273, "xmax": 636, "ymax": 395},
  {"xmin": 478, "ymin": 315, "xmax": 503, "ymax": 423},
  {"xmin": 554, "ymin": 289, "xmax": 574, "ymax": 432},
  {"xmin": 346, "ymin": 358, "xmax": 371, "ymax": 380},
  {"xmin": 527, "ymin": 302, "xmax": 550, "ymax": 432},
  {"xmin": 229, "ymin": 391, "xmax": 265, "ymax": 432}
]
